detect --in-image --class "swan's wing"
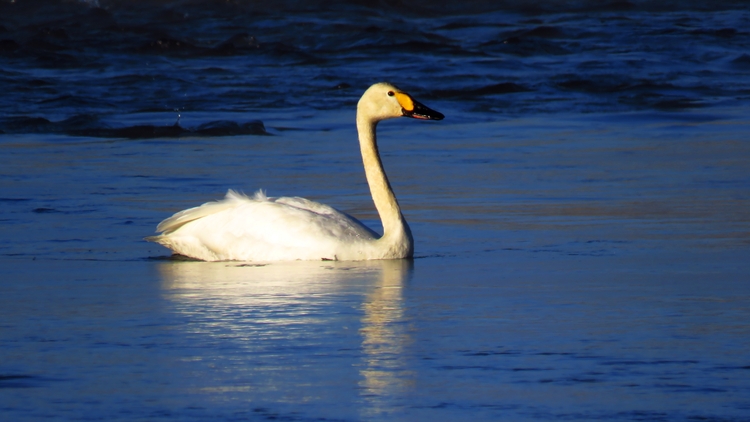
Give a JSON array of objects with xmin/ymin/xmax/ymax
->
[
  {"xmin": 155, "ymin": 190, "xmax": 250, "ymax": 234},
  {"xmin": 161, "ymin": 189, "xmax": 377, "ymax": 238},
  {"xmin": 148, "ymin": 190, "xmax": 379, "ymax": 261}
]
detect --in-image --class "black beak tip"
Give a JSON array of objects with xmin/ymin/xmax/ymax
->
[{"xmin": 403, "ymin": 103, "xmax": 445, "ymax": 121}]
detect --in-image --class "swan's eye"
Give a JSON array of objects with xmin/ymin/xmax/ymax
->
[{"xmin": 387, "ymin": 91, "xmax": 395, "ymax": 97}]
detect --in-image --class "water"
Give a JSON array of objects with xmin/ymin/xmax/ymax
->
[{"xmin": 1, "ymin": 1, "xmax": 750, "ymax": 420}]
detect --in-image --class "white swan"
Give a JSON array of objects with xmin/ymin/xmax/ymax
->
[{"xmin": 146, "ymin": 82, "xmax": 444, "ymax": 261}]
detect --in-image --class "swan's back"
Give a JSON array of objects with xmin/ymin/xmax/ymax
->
[{"xmin": 147, "ymin": 190, "xmax": 379, "ymax": 261}]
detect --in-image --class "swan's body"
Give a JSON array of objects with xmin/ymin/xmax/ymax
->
[{"xmin": 147, "ymin": 82, "xmax": 443, "ymax": 261}]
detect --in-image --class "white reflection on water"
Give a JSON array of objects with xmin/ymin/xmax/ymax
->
[
  {"xmin": 358, "ymin": 260, "xmax": 413, "ymax": 419},
  {"xmin": 156, "ymin": 259, "xmax": 413, "ymax": 416}
]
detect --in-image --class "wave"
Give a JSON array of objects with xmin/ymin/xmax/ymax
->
[{"xmin": 0, "ymin": 115, "xmax": 269, "ymax": 139}]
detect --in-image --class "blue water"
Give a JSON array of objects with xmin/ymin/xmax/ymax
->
[{"xmin": 2, "ymin": 1, "xmax": 750, "ymax": 421}]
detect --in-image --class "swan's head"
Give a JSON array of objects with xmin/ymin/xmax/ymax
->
[{"xmin": 358, "ymin": 82, "xmax": 444, "ymax": 122}]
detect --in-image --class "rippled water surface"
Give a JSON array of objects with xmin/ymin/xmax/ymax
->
[{"xmin": 1, "ymin": 1, "xmax": 749, "ymax": 421}]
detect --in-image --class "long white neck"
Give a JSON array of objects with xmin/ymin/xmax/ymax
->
[{"xmin": 356, "ymin": 114, "xmax": 413, "ymax": 257}]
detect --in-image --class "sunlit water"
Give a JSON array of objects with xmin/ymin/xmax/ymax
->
[{"xmin": 2, "ymin": 1, "xmax": 750, "ymax": 421}]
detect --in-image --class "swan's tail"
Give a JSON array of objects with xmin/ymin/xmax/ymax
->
[{"xmin": 146, "ymin": 189, "xmax": 268, "ymax": 239}]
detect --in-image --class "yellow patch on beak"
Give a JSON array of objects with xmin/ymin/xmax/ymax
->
[{"xmin": 394, "ymin": 92, "xmax": 414, "ymax": 112}]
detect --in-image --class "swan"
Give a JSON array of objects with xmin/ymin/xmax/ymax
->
[{"xmin": 146, "ymin": 82, "xmax": 444, "ymax": 261}]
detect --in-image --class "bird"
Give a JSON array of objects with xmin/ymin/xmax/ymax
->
[{"xmin": 146, "ymin": 82, "xmax": 444, "ymax": 261}]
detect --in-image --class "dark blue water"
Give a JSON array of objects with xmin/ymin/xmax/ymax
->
[
  {"xmin": 1, "ymin": 1, "xmax": 749, "ymax": 421},
  {"xmin": 2, "ymin": 0, "xmax": 750, "ymax": 133}
]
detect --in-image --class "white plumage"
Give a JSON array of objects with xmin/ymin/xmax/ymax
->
[{"xmin": 147, "ymin": 82, "xmax": 444, "ymax": 261}]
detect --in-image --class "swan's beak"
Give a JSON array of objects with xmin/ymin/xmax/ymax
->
[{"xmin": 396, "ymin": 93, "xmax": 444, "ymax": 120}]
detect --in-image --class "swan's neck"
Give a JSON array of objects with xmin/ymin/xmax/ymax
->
[{"xmin": 356, "ymin": 115, "xmax": 413, "ymax": 254}]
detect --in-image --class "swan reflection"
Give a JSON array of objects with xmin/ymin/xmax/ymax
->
[
  {"xmin": 358, "ymin": 260, "xmax": 414, "ymax": 414},
  {"xmin": 156, "ymin": 259, "xmax": 413, "ymax": 411}
]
